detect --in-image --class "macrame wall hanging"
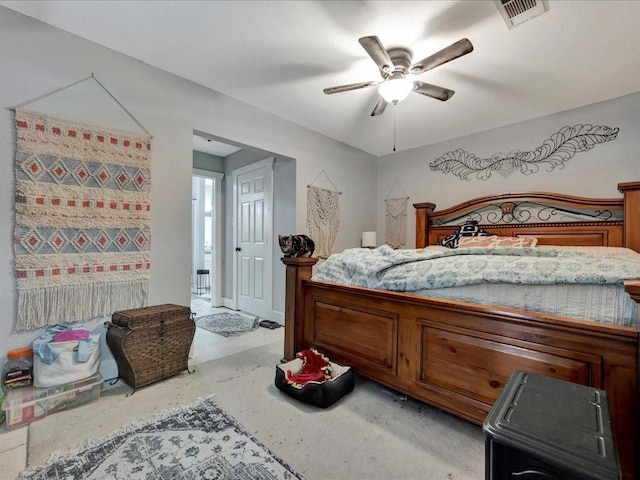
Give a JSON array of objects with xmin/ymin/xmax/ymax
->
[
  {"xmin": 307, "ymin": 170, "xmax": 340, "ymax": 259},
  {"xmin": 12, "ymin": 75, "xmax": 153, "ymax": 331},
  {"xmin": 385, "ymin": 178, "xmax": 409, "ymax": 249},
  {"xmin": 429, "ymin": 124, "xmax": 619, "ymax": 181}
]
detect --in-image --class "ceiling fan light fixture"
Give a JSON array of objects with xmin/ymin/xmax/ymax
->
[{"xmin": 378, "ymin": 74, "xmax": 413, "ymax": 105}]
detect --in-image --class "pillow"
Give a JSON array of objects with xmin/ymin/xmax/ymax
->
[
  {"xmin": 457, "ymin": 235, "xmax": 538, "ymax": 248},
  {"xmin": 438, "ymin": 220, "xmax": 490, "ymax": 248}
]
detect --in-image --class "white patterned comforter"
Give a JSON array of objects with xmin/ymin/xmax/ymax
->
[{"xmin": 313, "ymin": 245, "xmax": 640, "ymax": 326}]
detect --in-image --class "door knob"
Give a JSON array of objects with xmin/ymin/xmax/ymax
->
[{"xmin": 235, "ymin": 247, "xmax": 241, "ymax": 252}]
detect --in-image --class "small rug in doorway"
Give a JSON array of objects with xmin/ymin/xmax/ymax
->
[
  {"xmin": 18, "ymin": 396, "xmax": 304, "ymax": 480},
  {"xmin": 196, "ymin": 313, "xmax": 260, "ymax": 337}
]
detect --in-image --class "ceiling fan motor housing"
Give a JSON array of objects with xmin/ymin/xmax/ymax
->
[{"xmin": 385, "ymin": 47, "xmax": 413, "ymax": 76}]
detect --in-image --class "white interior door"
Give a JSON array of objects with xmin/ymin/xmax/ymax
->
[{"xmin": 234, "ymin": 159, "xmax": 273, "ymax": 319}]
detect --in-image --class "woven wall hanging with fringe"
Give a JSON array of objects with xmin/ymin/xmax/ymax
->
[
  {"xmin": 307, "ymin": 185, "xmax": 340, "ymax": 259},
  {"xmin": 14, "ymin": 109, "xmax": 152, "ymax": 330},
  {"xmin": 384, "ymin": 177, "xmax": 408, "ymax": 249},
  {"xmin": 385, "ymin": 197, "xmax": 408, "ymax": 249},
  {"xmin": 306, "ymin": 173, "xmax": 340, "ymax": 259}
]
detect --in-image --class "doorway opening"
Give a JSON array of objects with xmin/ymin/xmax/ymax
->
[
  {"xmin": 191, "ymin": 131, "xmax": 296, "ymax": 324},
  {"xmin": 192, "ymin": 169, "xmax": 223, "ymax": 306}
]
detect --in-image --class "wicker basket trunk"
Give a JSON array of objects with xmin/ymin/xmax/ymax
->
[{"xmin": 106, "ymin": 304, "xmax": 195, "ymax": 390}]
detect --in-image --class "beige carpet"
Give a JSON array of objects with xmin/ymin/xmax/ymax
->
[{"xmin": 26, "ymin": 341, "xmax": 484, "ymax": 480}]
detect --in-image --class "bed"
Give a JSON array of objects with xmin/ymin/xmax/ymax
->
[{"xmin": 282, "ymin": 181, "xmax": 640, "ymax": 479}]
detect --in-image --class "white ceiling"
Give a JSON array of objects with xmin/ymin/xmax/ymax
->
[
  {"xmin": 192, "ymin": 135, "xmax": 241, "ymax": 157},
  {"xmin": 3, "ymin": 1, "xmax": 640, "ymax": 157}
]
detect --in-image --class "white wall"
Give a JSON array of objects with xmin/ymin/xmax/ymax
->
[
  {"xmin": 377, "ymin": 92, "xmax": 640, "ymax": 247},
  {"xmin": 0, "ymin": 8, "xmax": 377, "ymax": 359},
  {"xmin": 272, "ymin": 159, "xmax": 296, "ymax": 315},
  {"xmin": 193, "ymin": 150, "xmax": 224, "ymax": 172}
]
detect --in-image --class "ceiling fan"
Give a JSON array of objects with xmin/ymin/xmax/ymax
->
[{"xmin": 323, "ymin": 36, "xmax": 473, "ymax": 116}]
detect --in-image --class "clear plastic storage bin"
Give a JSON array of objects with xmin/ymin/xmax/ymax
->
[{"xmin": 1, "ymin": 372, "xmax": 103, "ymax": 429}]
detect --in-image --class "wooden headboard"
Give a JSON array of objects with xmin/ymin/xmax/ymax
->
[{"xmin": 414, "ymin": 181, "xmax": 640, "ymax": 252}]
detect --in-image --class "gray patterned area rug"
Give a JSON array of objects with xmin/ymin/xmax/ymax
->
[
  {"xmin": 196, "ymin": 313, "xmax": 260, "ymax": 338},
  {"xmin": 18, "ymin": 396, "xmax": 304, "ymax": 480}
]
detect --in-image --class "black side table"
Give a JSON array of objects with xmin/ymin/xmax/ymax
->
[{"xmin": 483, "ymin": 371, "xmax": 620, "ymax": 480}]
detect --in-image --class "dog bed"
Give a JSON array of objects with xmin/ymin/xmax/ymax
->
[{"xmin": 275, "ymin": 349, "xmax": 354, "ymax": 408}]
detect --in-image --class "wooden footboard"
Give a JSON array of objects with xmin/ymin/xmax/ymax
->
[{"xmin": 283, "ymin": 258, "xmax": 640, "ymax": 480}]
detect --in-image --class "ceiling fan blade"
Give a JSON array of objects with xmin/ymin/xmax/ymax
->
[
  {"xmin": 358, "ymin": 36, "xmax": 394, "ymax": 73},
  {"xmin": 413, "ymin": 81, "xmax": 455, "ymax": 101},
  {"xmin": 410, "ymin": 38, "xmax": 473, "ymax": 75},
  {"xmin": 323, "ymin": 80, "xmax": 378, "ymax": 95},
  {"xmin": 370, "ymin": 97, "xmax": 387, "ymax": 116}
]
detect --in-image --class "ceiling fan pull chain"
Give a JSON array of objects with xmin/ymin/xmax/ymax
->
[{"xmin": 393, "ymin": 105, "xmax": 397, "ymax": 152}]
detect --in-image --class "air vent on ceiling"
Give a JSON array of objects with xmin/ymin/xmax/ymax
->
[{"xmin": 495, "ymin": 0, "xmax": 547, "ymax": 29}]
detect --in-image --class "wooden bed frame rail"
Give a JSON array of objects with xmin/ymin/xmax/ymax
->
[{"xmin": 283, "ymin": 182, "xmax": 640, "ymax": 479}]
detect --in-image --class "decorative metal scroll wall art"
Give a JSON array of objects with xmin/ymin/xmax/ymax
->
[{"xmin": 429, "ymin": 124, "xmax": 619, "ymax": 181}]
